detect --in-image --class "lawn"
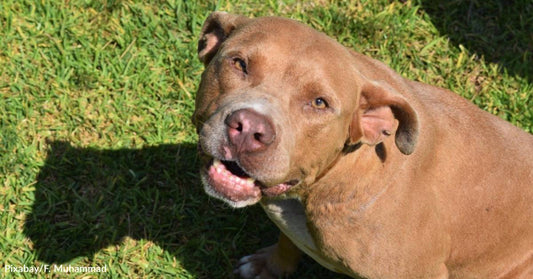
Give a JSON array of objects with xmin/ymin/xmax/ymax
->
[{"xmin": 0, "ymin": 0, "xmax": 531, "ymax": 278}]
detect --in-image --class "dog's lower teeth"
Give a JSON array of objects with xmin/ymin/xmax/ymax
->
[{"xmin": 211, "ymin": 159, "xmax": 258, "ymax": 186}]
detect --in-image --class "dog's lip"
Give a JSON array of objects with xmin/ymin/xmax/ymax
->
[
  {"xmin": 204, "ymin": 158, "xmax": 298, "ymax": 201},
  {"xmin": 205, "ymin": 159, "xmax": 261, "ymax": 203}
]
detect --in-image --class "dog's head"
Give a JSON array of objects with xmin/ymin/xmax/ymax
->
[{"xmin": 193, "ymin": 12, "xmax": 418, "ymax": 207}]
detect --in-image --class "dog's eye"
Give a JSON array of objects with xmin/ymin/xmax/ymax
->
[
  {"xmin": 311, "ymin": 97, "xmax": 328, "ymax": 109},
  {"xmin": 232, "ymin": 58, "xmax": 248, "ymax": 74}
]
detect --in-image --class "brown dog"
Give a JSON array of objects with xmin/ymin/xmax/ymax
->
[{"xmin": 192, "ymin": 12, "xmax": 533, "ymax": 279}]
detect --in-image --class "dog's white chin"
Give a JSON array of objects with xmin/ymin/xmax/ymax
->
[{"xmin": 203, "ymin": 183, "xmax": 262, "ymax": 208}]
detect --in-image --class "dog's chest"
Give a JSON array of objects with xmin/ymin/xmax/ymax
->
[{"xmin": 261, "ymin": 198, "xmax": 343, "ymax": 273}]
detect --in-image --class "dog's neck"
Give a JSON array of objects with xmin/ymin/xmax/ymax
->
[{"xmin": 295, "ymin": 138, "xmax": 398, "ymax": 208}]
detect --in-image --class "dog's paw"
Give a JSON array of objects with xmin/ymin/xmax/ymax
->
[
  {"xmin": 234, "ymin": 245, "xmax": 294, "ymax": 279},
  {"xmin": 234, "ymin": 255, "xmax": 269, "ymax": 279}
]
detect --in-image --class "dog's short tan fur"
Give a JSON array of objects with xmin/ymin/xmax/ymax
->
[{"xmin": 193, "ymin": 12, "xmax": 533, "ymax": 279}]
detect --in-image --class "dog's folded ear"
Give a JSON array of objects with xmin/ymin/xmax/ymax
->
[
  {"xmin": 198, "ymin": 12, "xmax": 250, "ymax": 65},
  {"xmin": 349, "ymin": 81, "xmax": 419, "ymax": 155}
]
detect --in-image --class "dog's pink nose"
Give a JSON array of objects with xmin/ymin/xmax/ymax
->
[{"xmin": 225, "ymin": 109, "xmax": 276, "ymax": 153}]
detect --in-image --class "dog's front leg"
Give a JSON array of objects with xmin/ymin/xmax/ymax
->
[{"xmin": 235, "ymin": 232, "xmax": 302, "ymax": 278}]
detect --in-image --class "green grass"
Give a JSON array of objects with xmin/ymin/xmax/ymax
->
[{"xmin": 0, "ymin": 0, "xmax": 531, "ymax": 278}]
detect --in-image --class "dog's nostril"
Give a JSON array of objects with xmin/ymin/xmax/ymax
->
[{"xmin": 253, "ymin": 132, "xmax": 263, "ymax": 142}]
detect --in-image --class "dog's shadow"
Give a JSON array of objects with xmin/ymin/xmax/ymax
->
[
  {"xmin": 24, "ymin": 140, "xmax": 348, "ymax": 278},
  {"xmin": 23, "ymin": 141, "xmax": 262, "ymax": 277}
]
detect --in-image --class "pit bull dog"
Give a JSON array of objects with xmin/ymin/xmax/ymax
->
[{"xmin": 192, "ymin": 12, "xmax": 533, "ymax": 279}]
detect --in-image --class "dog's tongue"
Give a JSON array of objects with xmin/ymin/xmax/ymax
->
[{"xmin": 261, "ymin": 183, "xmax": 292, "ymax": 197}]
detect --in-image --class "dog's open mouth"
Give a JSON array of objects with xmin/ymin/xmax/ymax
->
[{"xmin": 203, "ymin": 158, "xmax": 297, "ymax": 207}]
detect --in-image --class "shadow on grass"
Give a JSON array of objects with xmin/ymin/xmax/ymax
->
[
  {"xmin": 419, "ymin": 0, "xmax": 533, "ymax": 81},
  {"xmin": 24, "ymin": 140, "xmax": 345, "ymax": 278},
  {"xmin": 24, "ymin": 141, "xmax": 258, "ymax": 277}
]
